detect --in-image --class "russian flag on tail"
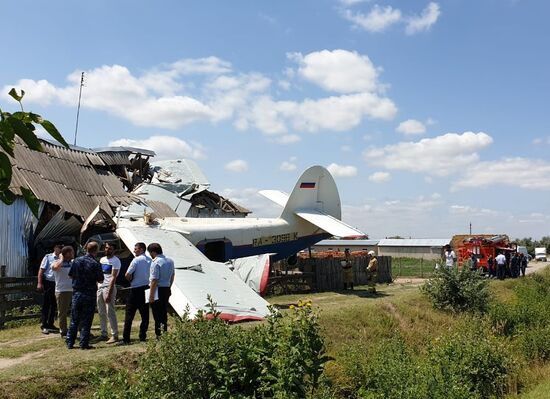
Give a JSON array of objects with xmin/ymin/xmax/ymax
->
[{"xmin": 300, "ymin": 182, "xmax": 316, "ymax": 189}]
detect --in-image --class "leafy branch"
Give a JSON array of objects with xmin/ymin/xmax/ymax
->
[{"xmin": 0, "ymin": 88, "xmax": 69, "ymax": 215}]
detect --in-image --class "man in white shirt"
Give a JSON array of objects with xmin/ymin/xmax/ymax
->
[
  {"xmin": 97, "ymin": 242, "xmax": 121, "ymax": 344},
  {"xmin": 51, "ymin": 246, "xmax": 74, "ymax": 338},
  {"xmin": 444, "ymin": 245, "xmax": 456, "ymax": 268},
  {"xmin": 37, "ymin": 243, "xmax": 62, "ymax": 334},
  {"xmin": 120, "ymin": 242, "xmax": 151, "ymax": 345},
  {"xmin": 147, "ymin": 243, "xmax": 175, "ymax": 338},
  {"xmin": 495, "ymin": 251, "xmax": 507, "ymax": 280}
]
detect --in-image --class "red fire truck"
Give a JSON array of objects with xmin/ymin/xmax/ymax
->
[{"xmin": 457, "ymin": 235, "xmax": 516, "ymax": 271}]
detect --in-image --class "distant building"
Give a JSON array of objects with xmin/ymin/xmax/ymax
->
[
  {"xmin": 377, "ymin": 239, "xmax": 451, "ymax": 260},
  {"xmin": 310, "ymin": 239, "xmax": 379, "ymax": 253}
]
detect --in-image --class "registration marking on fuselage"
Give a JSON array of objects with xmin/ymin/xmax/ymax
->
[{"xmin": 252, "ymin": 232, "xmax": 299, "ymax": 247}]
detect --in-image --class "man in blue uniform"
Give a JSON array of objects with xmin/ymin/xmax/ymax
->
[
  {"xmin": 37, "ymin": 243, "xmax": 62, "ymax": 334},
  {"xmin": 148, "ymin": 243, "xmax": 175, "ymax": 338},
  {"xmin": 120, "ymin": 242, "xmax": 151, "ymax": 344},
  {"xmin": 66, "ymin": 241, "xmax": 104, "ymax": 350}
]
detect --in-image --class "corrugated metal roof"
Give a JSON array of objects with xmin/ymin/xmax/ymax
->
[
  {"xmin": 94, "ymin": 146, "xmax": 156, "ymax": 157},
  {"xmin": 5, "ymin": 138, "xmax": 137, "ymax": 219},
  {"xmin": 95, "ymin": 151, "xmax": 132, "ymax": 166},
  {"xmin": 313, "ymin": 239, "xmax": 379, "ymax": 246},
  {"xmin": 378, "ymin": 239, "xmax": 451, "ymax": 247},
  {"xmin": 151, "ymin": 159, "xmax": 210, "ymax": 187}
]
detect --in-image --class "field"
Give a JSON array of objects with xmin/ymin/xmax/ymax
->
[{"xmin": 1, "ymin": 266, "xmax": 550, "ymax": 398}]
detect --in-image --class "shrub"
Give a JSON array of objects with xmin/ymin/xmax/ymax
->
[
  {"xmin": 427, "ymin": 323, "xmax": 515, "ymax": 399},
  {"xmin": 337, "ymin": 323, "xmax": 516, "ymax": 399},
  {"xmin": 421, "ymin": 266, "xmax": 490, "ymax": 313},
  {"xmin": 489, "ymin": 272, "xmax": 550, "ymax": 338},
  {"xmin": 93, "ymin": 298, "xmax": 331, "ymax": 399}
]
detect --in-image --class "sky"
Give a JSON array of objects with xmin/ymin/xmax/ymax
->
[{"xmin": 1, "ymin": 0, "xmax": 549, "ymax": 239}]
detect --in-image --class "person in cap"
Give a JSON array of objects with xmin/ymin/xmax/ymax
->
[
  {"xmin": 51, "ymin": 246, "xmax": 75, "ymax": 338},
  {"xmin": 341, "ymin": 248, "xmax": 354, "ymax": 290},
  {"xmin": 66, "ymin": 241, "xmax": 104, "ymax": 350},
  {"xmin": 97, "ymin": 242, "xmax": 121, "ymax": 344},
  {"xmin": 147, "ymin": 243, "xmax": 175, "ymax": 338},
  {"xmin": 37, "ymin": 243, "xmax": 62, "ymax": 334},
  {"xmin": 120, "ymin": 242, "xmax": 151, "ymax": 345},
  {"xmin": 366, "ymin": 250, "xmax": 378, "ymax": 292}
]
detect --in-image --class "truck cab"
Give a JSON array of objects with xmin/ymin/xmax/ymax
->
[{"xmin": 535, "ymin": 247, "xmax": 547, "ymax": 262}]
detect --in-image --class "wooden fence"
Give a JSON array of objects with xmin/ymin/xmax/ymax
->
[
  {"xmin": 269, "ymin": 256, "xmax": 392, "ymax": 294},
  {"xmin": 0, "ymin": 265, "xmax": 40, "ymax": 328}
]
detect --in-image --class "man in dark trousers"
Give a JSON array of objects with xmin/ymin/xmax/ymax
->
[
  {"xmin": 66, "ymin": 241, "xmax": 103, "ymax": 349},
  {"xmin": 147, "ymin": 243, "xmax": 175, "ymax": 338},
  {"xmin": 120, "ymin": 242, "xmax": 151, "ymax": 345},
  {"xmin": 37, "ymin": 243, "xmax": 62, "ymax": 334},
  {"xmin": 520, "ymin": 253, "xmax": 528, "ymax": 277}
]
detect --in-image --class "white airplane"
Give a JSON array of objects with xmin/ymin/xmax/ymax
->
[{"xmin": 114, "ymin": 165, "xmax": 365, "ymax": 322}]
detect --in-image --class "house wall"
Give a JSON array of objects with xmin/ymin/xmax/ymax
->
[
  {"xmin": 310, "ymin": 243, "xmax": 378, "ymax": 253},
  {"xmin": 377, "ymin": 245, "xmax": 443, "ymax": 260},
  {"xmin": 0, "ymin": 198, "xmax": 38, "ymax": 277}
]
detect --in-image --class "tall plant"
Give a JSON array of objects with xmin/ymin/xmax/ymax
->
[{"xmin": 0, "ymin": 88, "xmax": 68, "ymax": 215}]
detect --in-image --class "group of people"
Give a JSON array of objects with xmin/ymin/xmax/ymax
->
[
  {"xmin": 341, "ymin": 249, "xmax": 378, "ymax": 292},
  {"xmin": 37, "ymin": 241, "xmax": 175, "ymax": 350},
  {"xmin": 443, "ymin": 245, "xmax": 528, "ymax": 280},
  {"xmin": 487, "ymin": 251, "xmax": 528, "ymax": 279}
]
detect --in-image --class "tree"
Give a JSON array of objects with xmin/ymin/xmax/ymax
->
[{"xmin": 0, "ymin": 88, "xmax": 69, "ymax": 215}]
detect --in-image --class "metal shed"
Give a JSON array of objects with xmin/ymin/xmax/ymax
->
[{"xmin": 377, "ymin": 238, "xmax": 451, "ymax": 260}]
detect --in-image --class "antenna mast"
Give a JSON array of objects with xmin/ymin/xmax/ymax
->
[{"xmin": 73, "ymin": 72, "xmax": 85, "ymax": 146}]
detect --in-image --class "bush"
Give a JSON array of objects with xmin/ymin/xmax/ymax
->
[
  {"xmin": 93, "ymin": 298, "xmax": 331, "ymax": 399},
  {"xmin": 337, "ymin": 324, "xmax": 516, "ymax": 399},
  {"xmin": 488, "ymin": 272, "xmax": 550, "ymax": 363},
  {"xmin": 421, "ymin": 266, "xmax": 490, "ymax": 313},
  {"xmin": 427, "ymin": 324, "xmax": 515, "ymax": 399}
]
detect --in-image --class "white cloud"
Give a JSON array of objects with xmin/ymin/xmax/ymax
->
[
  {"xmin": 225, "ymin": 159, "xmax": 249, "ymax": 173},
  {"xmin": 280, "ymin": 160, "xmax": 297, "ymax": 171},
  {"xmin": 341, "ymin": 145, "xmax": 352, "ymax": 152},
  {"xmin": 339, "ymin": 2, "xmax": 441, "ymax": 35},
  {"xmin": 2, "ymin": 51, "xmax": 397, "ymax": 139},
  {"xmin": 342, "ymin": 5, "xmax": 402, "ymax": 33},
  {"xmin": 338, "ymin": 0, "xmax": 369, "ymax": 6},
  {"xmin": 290, "ymin": 49, "xmax": 381, "ymax": 94},
  {"xmin": 368, "ymin": 171, "xmax": 391, "ymax": 182},
  {"xmin": 272, "ymin": 134, "xmax": 301, "ymax": 144},
  {"xmin": 454, "ymin": 158, "xmax": 550, "ymax": 190},
  {"xmin": 221, "ymin": 188, "xmax": 281, "ymax": 218},
  {"xmin": 327, "ymin": 163, "xmax": 358, "ymax": 177},
  {"xmin": 108, "ymin": 135, "xmax": 206, "ymax": 161},
  {"xmin": 363, "ymin": 132, "xmax": 493, "ymax": 176},
  {"xmin": 449, "ymin": 205, "xmax": 498, "ymax": 217},
  {"xmin": 405, "ymin": 2, "xmax": 441, "ymax": 35},
  {"xmin": 396, "ymin": 119, "xmax": 426, "ymax": 135}
]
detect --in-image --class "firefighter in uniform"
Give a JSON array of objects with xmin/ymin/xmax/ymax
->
[
  {"xmin": 342, "ymin": 248, "xmax": 354, "ymax": 290},
  {"xmin": 366, "ymin": 250, "xmax": 378, "ymax": 293}
]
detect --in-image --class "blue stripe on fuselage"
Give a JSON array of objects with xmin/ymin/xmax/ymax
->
[{"xmin": 231, "ymin": 233, "xmax": 331, "ymax": 261}]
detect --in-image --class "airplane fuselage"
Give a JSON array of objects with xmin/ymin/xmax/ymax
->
[{"xmin": 158, "ymin": 216, "xmax": 330, "ymax": 261}]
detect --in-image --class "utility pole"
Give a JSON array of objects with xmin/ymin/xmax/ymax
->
[
  {"xmin": 73, "ymin": 72, "xmax": 85, "ymax": 146},
  {"xmin": 469, "ymin": 222, "xmax": 472, "ymax": 235}
]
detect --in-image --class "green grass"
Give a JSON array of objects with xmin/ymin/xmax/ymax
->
[
  {"xmin": 391, "ymin": 257, "xmax": 439, "ymax": 278},
  {"xmin": 2, "ymin": 271, "xmax": 550, "ymax": 398}
]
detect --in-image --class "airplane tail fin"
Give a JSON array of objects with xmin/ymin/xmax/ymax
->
[{"xmin": 273, "ymin": 166, "xmax": 364, "ymax": 238}]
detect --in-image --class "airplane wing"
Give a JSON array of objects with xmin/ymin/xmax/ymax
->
[
  {"xmin": 259, "ymin": 190, "xmax": 289, "ymax": 207},
  {"xmin": 295, "ymin": 209, "xmax": 365, "ymax": 238},
  {"xmin": 116, "ymin": 220, "xmax": 271, "ymax": 322}
]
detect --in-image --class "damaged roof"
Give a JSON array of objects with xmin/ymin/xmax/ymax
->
[{"xmin": 6, "ymin": 138, "xmax": 138, "ymax": 219}]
